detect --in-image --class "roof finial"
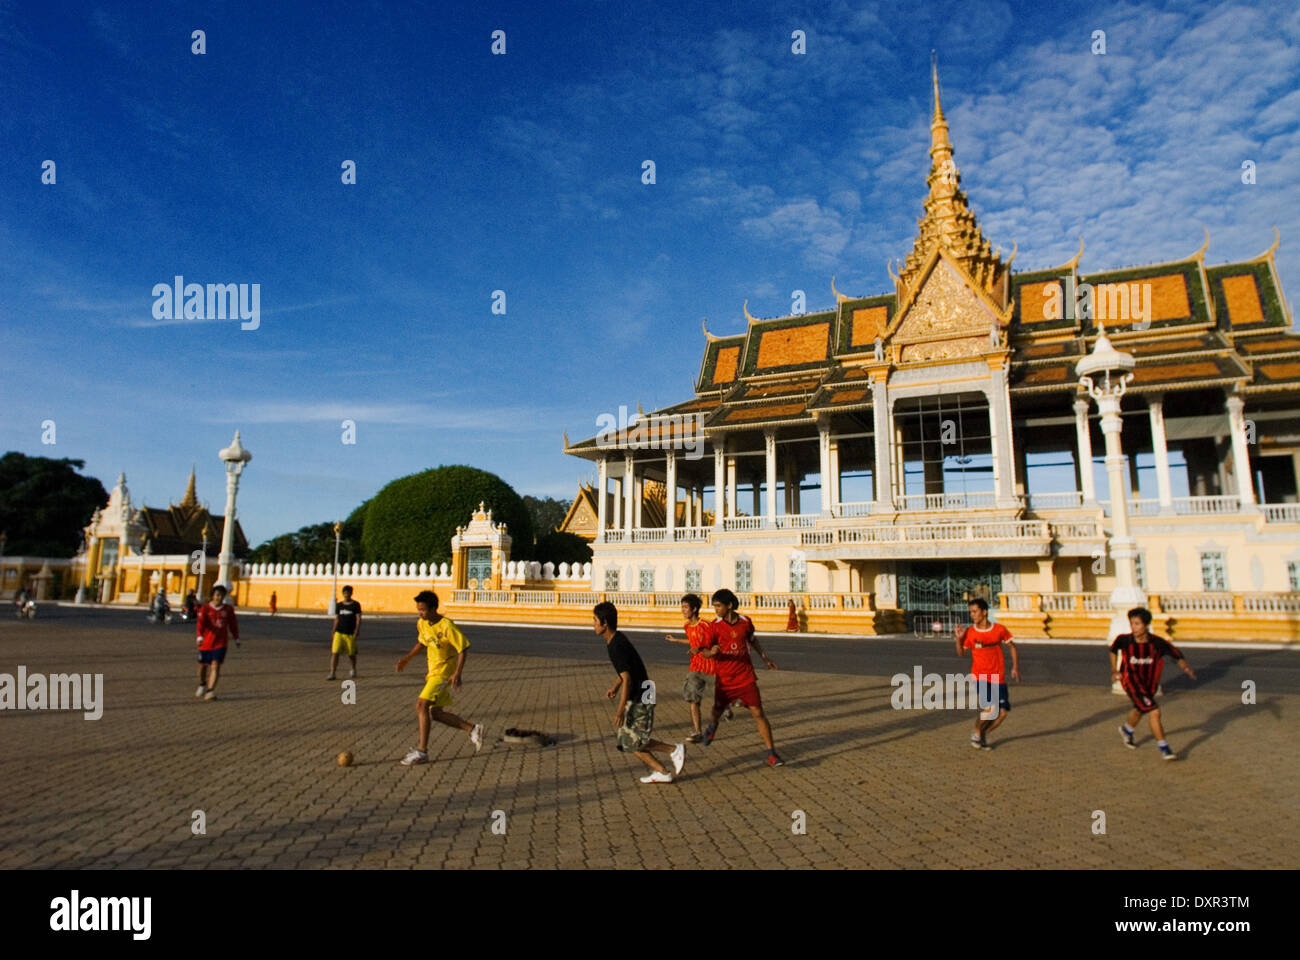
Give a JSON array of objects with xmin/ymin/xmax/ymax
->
[
  {"xmin": 931, "ymin": 50, "xmax": 944, "ymax": 124},
  {"xmin": 180, "ymin": 466, "xmax": 198, "ymax": 510}
]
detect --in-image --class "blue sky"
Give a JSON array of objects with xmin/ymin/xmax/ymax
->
[{"xmin": 2, "ymin": 0, "xmax": 1297, "ymax": 546}]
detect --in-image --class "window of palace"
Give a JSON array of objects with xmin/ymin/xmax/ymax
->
[
  {"xmin": 604, "ymin": 568, "xmax": 620, "ymax": 591},
  {"xmin": 1134, "ymin": 552, "xmax": 1148, "ymax": 590},
  {"xmin": 735, "ymin": 559, "xmax": 752, "ymax": 592},
  {"xmin": 638, "ymin": 568, "xmax": 655, "ymax": 593},
  {"xmin": 893, "ymin": 393, "xmax": 994, "ymax": 498},
  {"xmin": 788, "ymin": 554, "xmax": 807, "ymax": 593},
  {"xmin": 1200, "ymin": 552, "xmax": 1228, "ymax": 591},
  {"xmin": 685, "ymin": 568, "xmax": 702, "ymax": 592},
  {"xmin": 1288, "ymin": 561, "xmax": 1299, "ymax": 592}
]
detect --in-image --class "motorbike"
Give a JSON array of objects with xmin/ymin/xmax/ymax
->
[
  {"xmin": 15, "ymin": 599, "xmax": 36, "ymax": 620},
  {"xmin": 146, "ymin": 601, "xmax": 173, "ymax": 624}
]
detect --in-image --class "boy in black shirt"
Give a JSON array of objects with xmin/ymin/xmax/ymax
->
[
  {"xmin": 594, "ymin": 602, "xmax": 684, "ymax": 783},
  {"xmin": 328, "ymin": 585, "xmax": 363, "ymax": 680}
]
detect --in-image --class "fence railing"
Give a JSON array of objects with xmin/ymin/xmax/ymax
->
[
  {"xmin": 1262, "ymin": 503, "xmax": 1300, "ymax": 523},
  {"xmin": 804, "ymin": 520, "xmax": 1049, "ymax": 547},
  {"xmin": 893, "ymin": 492, "xmax": 997, "ymax": 512},
  {"xmin": 1027, "ymin": 491, "xmax": 1085, "ymax": 510}
]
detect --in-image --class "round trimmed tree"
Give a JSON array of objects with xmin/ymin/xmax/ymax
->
[{"xmin": 360, "ymin": 465, "xmax": 534, "ymax": 565}]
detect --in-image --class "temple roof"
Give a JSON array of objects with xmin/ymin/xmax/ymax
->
[{"xmin": 564, "ymin": 65, "xmax": 1299, "ymax": 460}]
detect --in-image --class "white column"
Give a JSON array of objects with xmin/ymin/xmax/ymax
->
[
  {"xmin": 713, "ymin": 445, "xmax": 726, "ymax": 526},
  {"xmin": 1099, "ymin": 392, "xmax": 1141, "ymax": 602},
  {"xmin": 596, "ymin": 456, "xmax": 608, "ymax": 541},
  {"xmin": 764, "ymin": 430, "xmax": 778, "ymax": 522},
  {"xmin": 623, "ymin": 454, "xmax": 634, "ymax": 533},
  {"xmin": 1148, "ymin": 396, "xmax": 1174, "ymax": 514},
  {"xmin": 818, "ymin": 422, "xmax": 832, "ymax": 514},
  {"xmin": 1226, "ymin": 395, "xmax": 1257, "ymax": 510},
  {"xmin": 634, "ymin": 469, "xmax": 643, "ymax": 528},
  {"xmin": 726, "ymin": 453, "xmax": 738, "ymax": 518},
  {"xmin": 217, "ymin": 472, "xmax": 240, "ymax": 587},
  {"xmin": 872, "ymin": 380, "xmax": 892, "ymax": 511},
  {"xmin": 665, "ymin": 452, "xmax": 677, "ymax": 541},
  {"xmin": 1073, "ymin": 398, "xmax": 1097, "ymax": 504},
  {"xmin": 987, "ymin": 369, "xmax": 1016, "ymax": 507}
]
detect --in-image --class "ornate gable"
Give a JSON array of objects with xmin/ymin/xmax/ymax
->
[{"xmin": 888, "ymin": 251, "xmax": 1009, "ymax": 362}]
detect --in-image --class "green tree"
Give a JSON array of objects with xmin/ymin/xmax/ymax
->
[
  {"xmin": 532, "ymin": 530, "xmax": 593, "ymax": 565},
  {"xmin": 522, "ymin": 495, "xmax": 569, "ymax": 537},
  {"xmin": 0, "ymin": 452, "xmax": 108, "ymax": 557},
  {"xmin": 361, "ymin": 465, "xmax": 534, "ymax": 564},
  {"xmin": 250, "ymin": 521, "xmax": 363, "ymax": 565}
]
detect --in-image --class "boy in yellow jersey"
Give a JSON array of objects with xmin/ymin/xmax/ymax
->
[{"xmin": 395, "ymin": 590, "xmax": 484, "ymax": 765}]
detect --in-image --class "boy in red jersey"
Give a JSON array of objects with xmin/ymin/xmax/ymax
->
[
  {"xmin": 195, "ymin": 584, "xmax": 240, "ymax": 701},
  {"xmin": 1110, "ymin": 606, "xmax": 1196, "ymax": 760},
  {"xmin": 697, "ymin": 589, "xmax": 783, "ymax": 766},
  {"xmin": 955, "ymin": 597, "xmax": 1019, "ymax": 750},
  {"xmin": 665, "ymin": 593, "xmax": 716, "ymax": 742}
]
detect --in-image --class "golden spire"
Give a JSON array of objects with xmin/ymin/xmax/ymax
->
[
  {"xmin": 179, "ymin": 466, "xmax": 198, "ymax": 510},
  {"xmin": 897, "ymin": 55, "xmax": 1006, "ymax": 305}
]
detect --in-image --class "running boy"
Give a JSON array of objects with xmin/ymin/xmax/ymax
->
[
  {"xmin": 395, "ymin": 590, "xmax": 483, "ymax": 766},
  {"xmin": 195, "ymin": 584, "xmax": 240, "ymax": 701},
  {"xmin": 665, "ymin": 593, "xmax": 715, "ymax": 742},
  {"xmin": 327, "ymin": 585, "xmax": 362, "ymax": 680},
  {"xmin": 596, "ymin": 601, "xmax": 685, "ymax": 783},
  {"xmin": 955, "ymin": 597, "xmax": 1020, "ymax": 750},
  {"xmin": 1110, "ymin": 607, "xmax": 1196, "ymax": 760},
  {"xmin": 697, "ymin": 589, "xmax": 783, "ymax": 766}
]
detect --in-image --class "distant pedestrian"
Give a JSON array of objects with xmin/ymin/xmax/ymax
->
[
  {"xmin": 955, "ymin": 597, "xmax": 1019, "ymax": 750},
  {"xmin": 598, "ymin": 601, "xmax": 684, "ymax": 783},
  {"xmin": 698, "ymin": 590, "xmax": 783, "ymax": 766},
  {"xmin": 195, "ymin": 584, "xmax": 240, "ymax": 701},
  {"xmin": 327, "ymin": 585, "xmax": 361, "ymax": 680},
  {"xmin": 395, "ymin": 590, "xmax": 483, "ymax": 766},
  {"xmin": 786, "ymin": 599, "xmax": 799, "ymax": 632},
  {"xmin": 1111, "ymin": 607, "xmax": 1196, "ymax": 760},
  {"xmin": 269, "ymin": 591, "xmax": 277, "ymax": 616}
]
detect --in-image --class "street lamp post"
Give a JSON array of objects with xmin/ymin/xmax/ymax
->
[
  {"xmin": 216, "ymin": 431, "xmax": 252, "ymax": 592},
  {"xmin": 328, "ymin": 520, "xmax": 341, "ymax": 616},
  {"xmin": 1076, "ymin": 326, "xmax": 1145, "ymax": 687}
]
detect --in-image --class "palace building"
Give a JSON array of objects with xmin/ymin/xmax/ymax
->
[
  {"xmin": 72, "ymin": 470, "xmax": 247, "ymax": 604},
  {"xmin": 563, "ymin": 67, "xmax": 1300, "ymax": 640}
]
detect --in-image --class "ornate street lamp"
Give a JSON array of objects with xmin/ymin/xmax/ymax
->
[
  {"xmin": 216, "ymin": 431, "xmax": 252, "ymax": 591},
  {"xmin": 328, "ymin": 520, "xmax": 342, "ymax": 616},
  {"xmin": 1076, "ymin": 326, "xmax": 1145, "ymax": 677}
]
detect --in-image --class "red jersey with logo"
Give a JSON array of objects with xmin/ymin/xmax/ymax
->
[
  {"xmin": 197, "ymin": 602, "xmax": 240, "ymax": 651},
  {"xmin": 963, "ymin": 622, "xmax": 1012, "ymax": 681},
  {"xmin": 685, "ymin": 619, "xmax": 716, "ymax": 675},
  {"xmin": 1110, "ymin": 633, "xmax": 1181, "ymax": 694},
  {"xmin": 710, "ymin": 615, "xmax": 757, "ymax": 683}
]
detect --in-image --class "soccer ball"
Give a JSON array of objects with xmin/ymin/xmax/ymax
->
[{"xmin": 337, "ymin": 751, "xmax": 353, "ymax": 767}]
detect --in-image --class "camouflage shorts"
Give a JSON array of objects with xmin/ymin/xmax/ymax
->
[
  {"xmin": 682, "ymin": 671, "xmax": 710, "ymax": 703},
  {"xmin": 616, "ymin": 701, "xmax": 655, "ymax": 752}
]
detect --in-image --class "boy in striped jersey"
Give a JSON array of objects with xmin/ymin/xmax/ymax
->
[{"xmin": 1109, "ymin": 607, "xmax": 1197, "ymax": 761}]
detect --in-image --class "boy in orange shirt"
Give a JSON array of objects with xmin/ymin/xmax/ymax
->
[
  {"xmin": 955, "ymin": 597, "xmax": 1020, "ymax": 750},
  {"xmin": 665, "ymin": 593, "xmax": 715, "ymax": 743}
]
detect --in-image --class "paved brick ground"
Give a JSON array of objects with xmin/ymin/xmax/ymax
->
[{"xmin": 0, "ymin": 616, "xmax": 1295, "ymax": 869}]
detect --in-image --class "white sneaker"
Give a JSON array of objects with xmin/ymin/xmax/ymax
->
[
  {"xmin": 470, "ymin": 724, "xmax": 484, "ymax": 753},
  {"xmin": 349, "ymin": 668, "xmax": 357, "ymax": 679},
  {"xmin": 400, "ymin": 749, "xmax": 429, "ymax": 766},
  {"xmin": 195, "ymin": 685, "xmax": 206, "ymax": 698},
  {"xmin": 670, "ymin": 743, "xmax": 685, "ymax": 775},
  {"xmin": 639, "ymin": 770, "xmax": 673, "ymax": 784}
]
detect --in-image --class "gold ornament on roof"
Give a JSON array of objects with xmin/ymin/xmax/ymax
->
[{"xmin": 897, "ymin": 58, "xmax": 1006, "ymax": 304}]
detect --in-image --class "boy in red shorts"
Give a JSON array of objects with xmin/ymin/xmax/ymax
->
[
  {"xmin": 955, "ymin": 597, "xmax": 1019, "ymax": 750},
  {"xmin": 195, "ymin": 584, "xmax": 240, "ymax": 701},
  {"xmin": 697, "ymin": 589, "xmax": 783, "ymax": 766},
  {"xmin": 665, "ymin": 593, "xmax": 715, "ymax": 742},
  {"xmin": 1110, "ymin": 606, "xmax": 1196, "ymax": 760}
]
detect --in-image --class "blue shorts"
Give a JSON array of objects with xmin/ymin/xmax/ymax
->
[
  {"xmin": 975, "ymin": 677, "xmax": 1009, "ymax": 717},
  {"xmin": 198, "ymin": 648, "xmax": 227, "ymax": 665}
]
